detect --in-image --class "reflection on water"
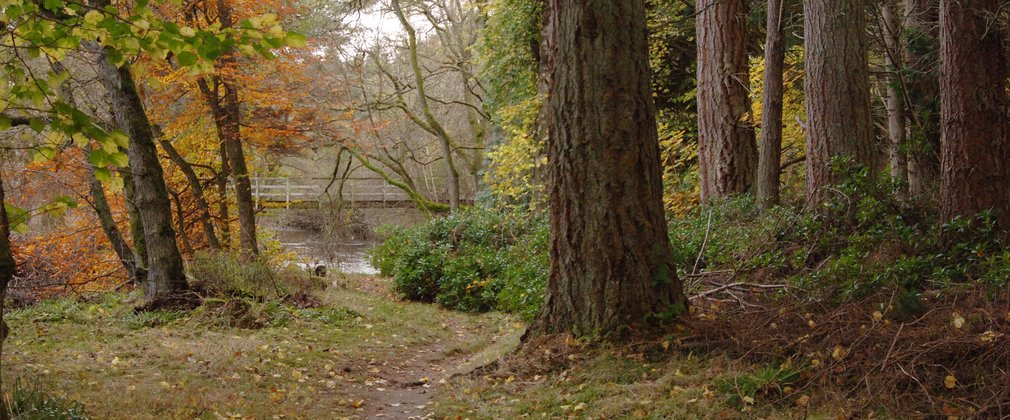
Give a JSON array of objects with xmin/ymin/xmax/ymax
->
[{"xmin": 272, "ymin": 227, "xmax": 379, "ymax": 275}]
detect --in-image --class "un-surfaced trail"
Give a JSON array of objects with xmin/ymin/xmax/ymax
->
[{"xmin": 2, "ymin": 276, "xmax": 521, "ymax": 419}]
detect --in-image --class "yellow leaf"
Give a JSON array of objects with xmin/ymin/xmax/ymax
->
[
  {"xmin": 944, "ymin": 374, "xmax": 957, "ymax": 389},
  {"xmin": 351, "ymin": 400, "xmax": 363, "ymax": 408},
  {"xmin": 979, "ymin": 330, "xmax": 999, "ymax": 343},
  {"xmin": 831, "ymin": 345, "xmax": 848, "ymax": 361},
  {"xmin": 952, "ymin": 313, "xmax": 965, "ymax": 329},
  {"xmin": 742, "ymin": 395, "xmax": 755, "ymax": 405},
  {"xmin": 291, "ymin": 370, "xmax": 302, "ymax": 380},
  {"xmin": 796, "ymin": 394, "xmax": 810, "ymax": 407},
  {"xmin": 872, "ymin": 311, "xmax": 883, "ymax": 321}
]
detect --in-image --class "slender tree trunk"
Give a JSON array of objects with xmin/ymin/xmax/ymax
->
[
  {"xmin": 159, "ymin": 138, "xmax": 221, "ymax": 249},
  {"xmin": 85, "ymin": 146, "xmax": 145, "ymax": 283},
  {"xmin": 122, "ymin": 169, "xmax": 148, "ymax": 270},
  {"xmin": 938, "ymin": 0, "xmax": 1009, "ymax": 226},
  {"xmin": 170, "ymin": 190, "xmax": 195, "ymax": 255},
  {"xmin": 391, "ymin": 0, "xmax": 462, "ymax": 211},
  {"xmin": 803, "ymin": 0, "xmax": 875, "ymax": 205},
  {"xmin": 91, "ymin": 35, "xmax": 188, "ymax": 302},
  {"xmin": 757, "ymin": 0, "xmax": 787, "ymax": 209},
  {"xmin": 882, "ymin": 0, "xmax": 908, "ymax": 196},
  {"xmin": 904, "ymin": 0, "xmax": 941, "ymax": 197},
  {"xmin": 532, "ymin": 0, "xmax": 686, "ymax": 337},
  {"xmin": 200, "ymin": 0, "xmax": 257, "ymax": 255},
  {"xmin": 696, "ymin": 0, "xmax": 757, "ymax": 200},
  {"xmin": 217, "ymin": 144, "xmax": 231, "ymax": 246}
]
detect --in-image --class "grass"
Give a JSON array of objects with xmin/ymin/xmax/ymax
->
[{"xmin": 2, "ymin": 275, "xmax": 514, "ymax": 419}]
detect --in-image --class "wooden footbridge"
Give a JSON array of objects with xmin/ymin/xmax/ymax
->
[{"xmin": 251, "ymin": 177, "xmax": 426, "ymax": 209}]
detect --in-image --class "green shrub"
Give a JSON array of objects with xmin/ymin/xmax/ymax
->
[
  {"xmin": 670, "ymin": 164, "xmax": 1010, "ymax": 300},
  {"xmin": 4, "ymin": 378, "xmax": 88, "ymax": 419},
  {"xmin": 368, "ymin": 208, "xmax": 548, "ymax": 319}
]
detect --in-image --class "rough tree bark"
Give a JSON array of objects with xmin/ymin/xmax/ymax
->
[
  {"xmin": 532, "ymin": 0, "xmax": 686, "ymax": 336},
  {"xmin": 91, "ymin": 37, "xmax": 189, "ymax": 302},
  {"xmin": 803, "ymin": 0, "xmax": 875, "ymax": 205},
  {"xmin": 882, "ymin": 0, "xmax": 908, "ymax": 195},
  {"xmin": 756, "ymin": 0, "xmax": 787, "ymax": 209},
  {"xmin": 938, "ymin": 0, "xmax": 1008, "ymax": 225},
  {"xmin": 905, "ymin": 0, "xmax": 941, "ymax": 197},
  {"xmin": 696, "ymin": 0, "xmax": 757, "ymax": 200}
]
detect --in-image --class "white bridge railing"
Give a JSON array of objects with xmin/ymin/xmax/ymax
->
[{"xmin": 250, "ymin": 177, "xmax": 415, "ymax": 207}]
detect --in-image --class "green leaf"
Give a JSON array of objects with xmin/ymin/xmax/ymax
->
[
  {"xmin": 94, "ymin": 167, "xmax": 112, "ymax": 183},
  {"xmin": 177, "ymin": 51, "xmax": 198, "ymax": 67},
  {"xmin": 110, "ymin": 152, "xmax": 129, "ymax": 168},
  {"xmin": 0, "ymin": 115, "xmax": 10, "ymax": 131},
  {"xmin": 5, "ymin": 204, "xmax": 29, "ymax": 234},
  {"xmin": 29, "ymin": 118, "xmax": 45, "ymax": 133},
  {"xmin": 284, "ymin": 33, "xmax": 307, "ymax": 48}
]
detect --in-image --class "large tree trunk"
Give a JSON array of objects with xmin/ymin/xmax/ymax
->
[
  {"xmin": 756, "ymin": 0, "xmax": 788, "ymax": 209},
  {"xmin": 905, "ymin": 0, "xmax": 941, "ymax": 197},
  {"xmin": 882, "ymin": 0, "xmax": 908, "ymax": 195},
  {"xmin": 696, "ymin": 0, "xmax": 757, "ymax": 200},
  {"xmin": 532, "ymin": 0, "xmax": 686, "ymax": 336},
  {"xmin": 803, "ymin": 0, "xmax": 875, "ymax": 205},
  {"xmin": 0, "ymin": 169, "xmax": 17, "ymax": 398},
  {"xmin": 92, "ymin": 43, "xmax": 189, "ymax": 302},
  {"xmin": 938, "ymin": 0, "xmax": 1008, "ymax": 225}
]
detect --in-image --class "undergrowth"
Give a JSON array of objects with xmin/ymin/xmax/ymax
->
[
  {"xmin": 368, "ymin": 208, "xmax": 548, "ymax": 319},
  {"xmin": 3, "ymin": 378, "xmax": 88, "ymax": 419}
]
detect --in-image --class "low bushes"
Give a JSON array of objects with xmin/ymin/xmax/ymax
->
[
  {"xmin": 368, "ymin": 208, "xmax": 548, "ymax": 319},
  {"xmin": 187, "ymin": 251, "xmax": 326, "ymax": 302}
]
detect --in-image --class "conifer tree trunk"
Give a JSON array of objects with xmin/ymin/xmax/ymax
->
[
  {"xmin": 803, "ymin": 0, "xmax": 875, "ymax": 204},
  {"xmin": 697, "ymin": 0, "xmax": 757, "ymax": 200},
  {"xmin": 938, "ymin": 0, "xmax": 1009, "ymax": 225},
  {"xmin": 757, "ymin": 0, "xmax": 787, "ymax": 209},
  {"xmin": 905, "ymin": 0, "xmax": 941, "ymax": 197},
  {"xmin": 532, "ymin": 0, "xmax": 686, "ymax": 336}
]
